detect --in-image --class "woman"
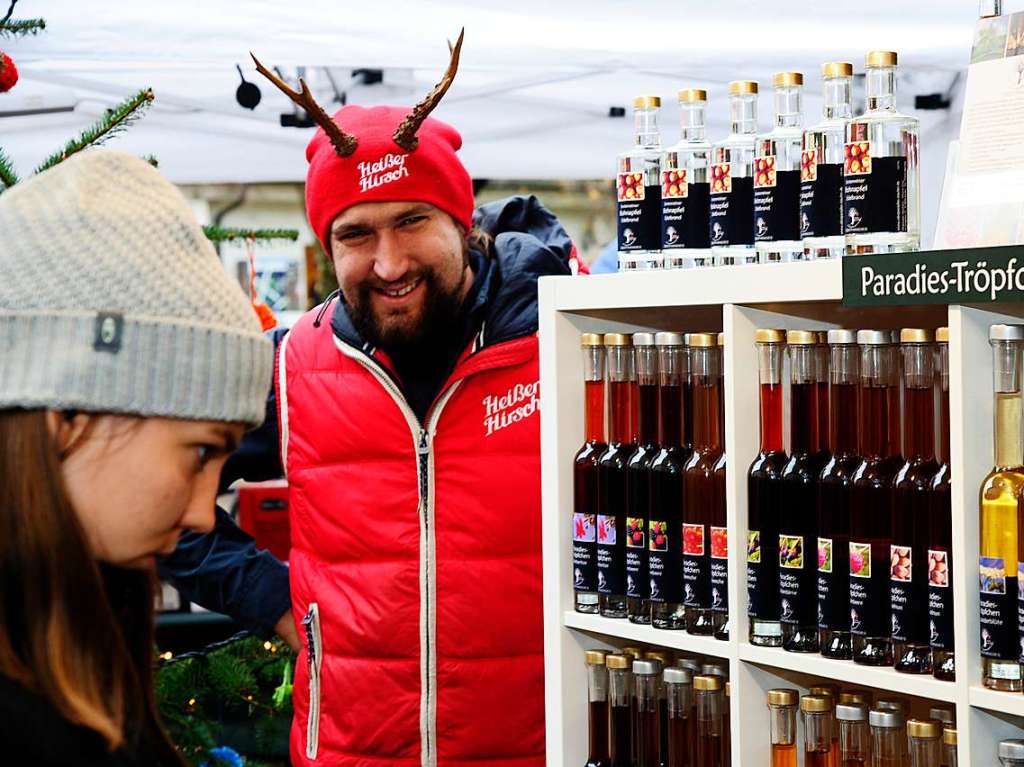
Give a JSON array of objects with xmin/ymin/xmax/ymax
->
[{"xmin": 0, "ymin": 150, "xmax": 273, "ymax": 765}]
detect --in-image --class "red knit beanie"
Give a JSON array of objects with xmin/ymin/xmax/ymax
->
[{"xmin": 305, "ymin": 105, "xmax": 474, "ymax": 250}]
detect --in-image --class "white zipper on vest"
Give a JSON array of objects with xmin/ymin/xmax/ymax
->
[
  {"xmin": 333, "ymin": 336, "xmax": 460, "ymax": 767},
  {"xmin": 302, "ymin": 602, "xmax": 322, "ymax": 760}
]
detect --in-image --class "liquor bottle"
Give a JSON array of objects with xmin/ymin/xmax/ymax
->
[
  {"xmin": 585, "ymin": 650, "xmax": 610, "ymax": 767},
  {"xmin": 723, "ymin": 681, "xmax": 732, "ymax": 767},
  {"xmin": 942, "ymin": 728, "xmax": 957, "ymax": 767},
  {"xmin": 838, "ymin": 703, "xmax": 869, "ymax": 767},
  {"xmin": 701, "ymin": 661, "xmax": 728, "ymax": 678},
  {"xmin": 598, "ymin": 334, "xmax": 638, "ymax": 618},
  {"xmin": 665, "ymin": 667, "xmax": 694, "ymax": 767},
  {"xmin": 801, "ymin": 695, "xmax": 834, "ymax": 767},
  {"xmin": 574, "ymin": 333, "xmax": 606, "ymax": 613},
  {"xmin": 930, "ymin": 327, "xmax": 955, "ymax": 681},
  {"xmin": 808, "ymin": 685, "xmax": 840, "ymax": 764},
  {"xmin": 929, "ymin": 707, "xmax": 954, "ymax": 767},
  {"xmin": 710, "ymin": 81, "xmax": 759, "ymax": 266},
  {"xmin": 801, "ymin": 62, "xmax": 853, "ymax": 259},
  {"xmin": 627, "ymin": 334, "xmax": 659, "ymax": 624},
  {"xmin": 617, "ymin": 96, "xmax": 664, "ymax": 270},
  {"xmin": 779, "ymin": 330, "xmax": 830, "ymax": 652},
  {"xmin": 661, "ymin": 89, "xmax": 713, "ymax": 268},
  {"xmin": 694, "ymin": 675, "xmax": 726, "ymax": 767},
  {"xmin": 980, "ymin": 324, "xmax": 1024, "ymax": 691},
  {"xmin": 634, "ymin": 659, "xmax": 663, "ymax": 767},
  {"xmin": 850, "ymin": 330, "xmax": 902, "ymax": 666},
  {"xmin": 892, "ymin": 329, "xmax": 939, "ymax": 674},
  {"xmin": 768, "ymin": 688, "xmax": 799, "ymax": 767},
  {"xmin": 907, "ymin": 719, "xmax": 941, "ymax": 767},
  {"xmin": 713, "ymin": 332, "xmax": 729, "ymax": 642},
  {"xmin": 684, "ymin": 334, "xmax": 725, "ymax": 634},
  {"xmin": 650, "ymin": 333, "xmax": 690, "ymax": 629},
  {"xmin": 844, "ymin": 51, "xmax": 921, "ymax": 255},
  {"xmin": 869, "ymin": 709, "xmax": 905, "ymax": 767},
  {"xmin": 683, "ymin": 338, "xmax": 695, "ymax": 450},
  {"xmin": 1002, "ymin": 741, "xmax": 1024, "ymax": 767},
  {"xmin": 748, "ymin": 329, "xmax": 788, "ymax": 646},
  {"xmin": 818, "ymin": 329, "xmax": 860, "ymax": 659},
  {"xmin": 815, "ymin": 331, "xmax": 830, "ymax": 453},
  {"xmin": 754, "ymin": 72, "xmax": 805, "ymax": 264},
  {"xmin": 645, "ymin": 650, "xmax": 672, "ymax": 765},
  {"xmin": 607, "ymin": 654, "xmax": 633, "ymax": 767}
]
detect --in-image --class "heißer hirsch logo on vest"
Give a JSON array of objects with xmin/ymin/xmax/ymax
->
[
  {"xmin": 358, "ymin": 153, "xmax": 409, "ymax": 193},
  {"xmin": 483, "ymin": 381, "xmax": 539, "ymax": 436}
]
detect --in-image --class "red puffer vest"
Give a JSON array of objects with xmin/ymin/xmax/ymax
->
[{"xmin": 279, "ymin": 298, "xmax": 546, "ymax": 766}]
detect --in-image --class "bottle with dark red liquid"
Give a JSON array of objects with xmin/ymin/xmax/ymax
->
[
  {"xmin": 628, "ymin": 334, "xmax": 659, "ymax": 624},
  {"xmin": 684, "ymin": 333, "xmax": 725, "ymax": 635},
  {"xmin": 585, "ymin": 650, "xmax": 610, "ymax": 767},
  {"xmin": 683, "ymin": 340, "xmax": 695, "ymax": 450},
  {"xmin": 815, "ymin": 332, "xmax": 830, "ymax": 454},
  {"xmin": 694, "ymin": 674, "xmax": 725, "ymax": 767},
  {"xmin": 714, "ymin": 334, "xmax": 729, "ymax": 641},
  {"xmin": 892, "ymin": 329, "xmax": 939, "ymax": 674},
  {"xmin": 650, "ymin": 333, "xmax": 690, "ymax": 629},
  {"xmin": 598, "ymin": 334, "xmax": 639, "ymax": 618},
  {"xmin": 665, "ymin": 667, "xmax": 694, "ymax": 767},
  {"xmin": 801, "ymin": 695, "xmax": 835, "ymax": 767},
  {"xmin": 634, "ymin": 659, "xmax": 663, "ymax": 767},
  {"xmin": 818, "ymin": 329, "xmax": 860, "ymax": 659},
  {"xmin": 607, "ymin": 654, "xmax": 633, "ymax": 767},
  {"xmin": 646, "ymin": 650, "xmax": 672, "ymax": 765},
  {"xmin": 850, "ymin": 330, "xmax": 902, "ymax": 666},
  {"xmin": 574, "ymin": 333, "xmax": 607, "ymax": 614},
  {"xmin": 779, "ymin": 330, "xmax": 830, "ymax": 653},
  {"xmin": 748, "ymin": 329, "xmax": 788, "ymax": 646},
  {"xmin": 930, "ymin": 327, "xmax": 955, "ymax": 681}
]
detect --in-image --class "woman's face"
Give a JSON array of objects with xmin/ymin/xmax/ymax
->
[{"xmin": 56, "ymin": 414, "xmax": 244, "ymax": 570}]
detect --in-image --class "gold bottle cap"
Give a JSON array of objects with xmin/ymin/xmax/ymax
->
[
  {"xmin": 838, "ymin": 691, "xmax": 868, "ymax": 705},
  {"xmin": 767, "ymin": 688, "xmax": 799, "ymax": 706},
  {"xmin": 900, "ymin": 328, "xmax": 934, "ymax": 343},
  {"xmin": 634, "ymin": 95, "xmax": 662, "ymax": 109},
  {"xmin": 645, "ymin": 650, "xmax": 672, "ymax": 666},
  {"xmin": 581, "ymin": 333, "xmax": 603, "ymax": 347},
  {"xmin": 787, "ymin": 329, "xmax": 817, "ymax": 346},
  {"xmin": 936, "ymin": 326, "xmax": 949, "ymax": 343},
  {"xmin": 603, "ymin": 333, "xmax": 632, "ymax": 347},
  {"xmin": 809, "ymin": 685, "xmax": 836, "ymax": 699},
  {"xmin": 621, "ymin": 646, "xmax": 643, "ymax": 660},
  {"xmin": 585, "ymin": 649, "xmax": 608, "ymax": 666},
  {"xmin": 822, "ymin": 61, "xmax": 855, "ymax": 78},
  {"xmin": 801, "ymin": 694, "xmax": 833, "ymax": 713},
  {"xmin": 605, "ymin": 653, "xmax": 630, "ymax": 670},
  {"xmin": 717, "ymin": 332, "xmax": 725, "ymax": 347},
  {"xmin": 943, "ymin": 727, "xmax": 958, "ymax": 746},
  {"xmin": 694, "ymin": 674, "xmax": 723, "ymax": 691},
  {"xmin": 773, "ymin": 71, "xmax": 804, "ymax": 87},
  {"xmin": 728, "ymin": 80, "xmax": 759, "ymax": 95},
  {"xmin": 678, "ymin": 88, "xmax": 708, "ymax": 103},
  {"xmin": 688, "ymin": 332, "xmax": 718, "ymax": 348},
  {"xmin": 866, "ymin": 50, "xmax": 898, "ymax": 68},
  {"xmin": 755, "ymin": 328, "xmax": 786, "ymax": 344},
  {"xmin": 907, "ymin": 719, "xmax": 942, "ymax": 739},
  {"xmin": 725, "ymin": 681, "xmax": 731, "ymax": 697}
]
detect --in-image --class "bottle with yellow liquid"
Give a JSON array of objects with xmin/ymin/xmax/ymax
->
[{"xmin": 980, "ymin": 324, "xmax": 1024, "ymax": 691}]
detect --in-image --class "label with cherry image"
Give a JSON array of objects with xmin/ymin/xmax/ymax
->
[
  {"xmin": 842, "ymin": 141, "xmax": 908, "ymax": 235},
  {"xmin": 617, "ymin": 172, "xmax": 662, "ymax": 252},
  {"xmin": 800, "ymin": 150, "xmax": 844, "ymax": 238},
  {"xmin": 980, "ymin": 556, "xmax": 1017, "ymax": 660},
  {"xmin": 849, "ymin": 541, "xmax": 889, "ymax": 637},
  {"xmin": 596, "ymin": 514, "xmax": 625, "ymax": 595},
  {"xmin": 572, "ymin": 513, "xmax": 597, "ymax": 592},
  {"xmin": 683, "ymin": 523, "xmax": 709, "ymax": 608},
  {"xmin": 929, "ymin": 549, "xmax": 953, "ymax": 651},
  {"xmin": 753, "ymin": 157, "xmax": 802, "ymax": 243},
  {"xmin": 647, "ymin": 519, "xmax": 681, "ymax": 604},
  {"xmin": 890, "ymin": 544, "xmax": 924, "ymax": 643},
  {"xmin": 625, "ymin": 517, "xmax": 647, "ymax": 599},
  {"xmin": 661, "ymin": 168, "xmax": 711, "ymax": 250},
  {"xmin": 709, "ymin": 163, "xmax": 754, "ymax": 247}
]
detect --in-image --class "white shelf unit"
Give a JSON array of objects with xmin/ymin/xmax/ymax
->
[{"xmin": 538, "ymin": 259, "xmax": 1024, "ymax": 766}]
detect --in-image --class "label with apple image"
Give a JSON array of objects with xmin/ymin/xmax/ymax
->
[
  {"xmin": 709, "ymin": 163, "xmax": 754, "ymax": 247},
  {"xmin": 753, "ymin": 157, "xmax": 801, "ymax": 243},
  {"xmin": 890, "ymin": 544, "xmax": 923, "ymax": 643},
  {"xmin": 800, "ymin": 150, "xmax": 843, "ymax": 238},
  {"xmin": 625, "ymin": 517, "xmax": 647, "ymax": 599},
  {"xmin": 842, "ymin": 141, "xmax": 908, "ymax": 235},
  {"xmin": 647, "ymin": 518, "xmax": 681, "ymax": 604},
  {"xmin": 928, "ymin": 548, "xmax": 953, "ymax": 650},
  {"xmin": 661, "ymin": 169, "xmax": 711, "ymax": 250},
  {"xmin": 617, "ymin": 171, "xmax": 662, "ymax": 252},
  {"xmin": 682, "ymin": 523, "xmax": 709, "ymax": 608},
  {"xmin": 710, "ymin": 526, "xmax": 728, "ymax": 614}
]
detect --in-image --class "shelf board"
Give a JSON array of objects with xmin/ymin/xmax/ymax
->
[
  {"xmin": 739, "ymin": 643, "xmax": 957, "ymax": 701},
  {"xmin": 562, "ymin": 610, "xmax": 732, "ymax": 658},
  {"xmin": 970, "ymin": 685, "xmax": 1024, "ymax": 719}
]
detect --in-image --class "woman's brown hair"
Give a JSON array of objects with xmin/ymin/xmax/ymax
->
[{"xmin": 0, "ymin": 409, "xmax": 183, "ymax": 763}]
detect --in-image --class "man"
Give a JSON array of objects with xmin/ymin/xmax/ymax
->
[{"xmin": 162, "ymin": 33, "xmax": 575, "ymax": 766}]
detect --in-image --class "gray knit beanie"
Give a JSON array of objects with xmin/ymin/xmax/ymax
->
[{"xmin": 0, "ymin": 150, "xmax": 273, "ymax": 425}]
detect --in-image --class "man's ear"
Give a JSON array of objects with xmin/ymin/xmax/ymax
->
[{"xmin": 45, "ymin": 411, "xmax": 93, "ymax": 460}]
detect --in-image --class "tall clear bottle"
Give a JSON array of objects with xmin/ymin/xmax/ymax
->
[
  {"xmin": 574, "ymin": 334, "xmax": 606, "ymax": 613},
  {"xmin": 661, "ymin": 89, "xmax": 713, "ymax": 268},
  {"xmin": 585, "ymin": 650, "xmax": 610, "ymax": 767},
  {"xmin": 710, "ymin": 81, "xmax": 759, "ymax": 266},
  {"xmin": 607, "ymin": 654, "xmax": 633, "ymax": 767},
  {"xmin": 907, "ymin": 719, "xmax": 941, "ymax": 767},
  {"xmin": 980, "ymin": 324, "xmax": 1024, "ymax": 691},
  {"xmin": 665, "ymin": 668, "xmax": 694, "ymax": 767},
  {"xmin": 748, "ymin": 329, "xmax": 789, "ymax": 645},
  {"xmin": 634, "ymin": 659, "xmax": 663, "ymax": 767},
  {"xmin": 802, "ymin": 62, "xmax": 853, "ymax": 259},
  {"xmin": 942, "ymin": 728, "xmax": 957, "ymax": 767},
  {"xmin": 930, "ymin": 327, "xmax": 955, "ymax": 681},
  {"xmin": 627, "ymin": 334, "xmax": 658, "ymax": 624},
  {"xmin": 892, "ymin": 329, "xmax": 939, "ymax": 674},
  {"xmin": 844, "ymin": 51, "xmax": 920, "ymax": 254},
  {"xmin": 617, "ymin": 96, "xmax": 664, "ymax": 270},
  {"xmin": 801, "ymin": 695, "xmax": 835, "ymax": 767},
  {"xmin": 869, "ymin": 708, "xmax": 905, "ymax": 767},
  {"xmin": 818, "ymin": 330, "xmax": 860, "ymax": 659},
  {"xmin": 713, "ymin": 333, "xmax": 729, "ymax": 641},
  {"xmin": 754, "ymin": 72, "xmax": 805, "ymax": 264},
  {"xmin": 694, "ymin": 675, "xmax": 726, "ymax": 767},
  {"xmin": 838, "ymin": 703, "xmax": 870, "ymax": 767},
  {"xmin": 768, "ymin": 688, "xmax": 799, "ymax": 767}
]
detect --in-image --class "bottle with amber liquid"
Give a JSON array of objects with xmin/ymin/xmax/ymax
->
[
  {"xmin": 598, "ymin": 334, "xmax": 639, "ymax": 618},
  {"xmin": 779, "ymin": 330, "xmax": 830, "ymax": 652},
  {"xmin": 634, "ymin": 660, "xmax": 663, "ymax": 767},
  {"xmin": 980, "ymin": 324, "xmax": 1024, "ymax": 690},
  {"xmin": 838, "ymin": 703, "xmax": 869, "ymax": 767},
  {"xmin": 585, "ymin": 650, "xmax": 610, "ymax": 767},
  {"xmin": 768, "ymin": 688, "xmax": 799, "ymax": 767},
  {"xmin": 627, "ymin": 334, "xmax": 659, "ymax": 624},
  {"xmin": 818, "ymin": 329, "xmax": 860, "ymax": 659},
  {"xmin": 713, "ymin": 333, "xmax": 729, "ymax": 641},
  {"xmin": 574, "ymin": 333, "xmax": 606, "ymax": 614},
  {"xmin": 809, "ymin": 685, "xmax": 840, "ymax": 764},
  {"xmin": 665, "ymin": 667, "xmax": 693, "ymax": 767},
  {"xmin": 930, "ymin": 327, "xmax": 955, "ymax": 681},
  {"xmin": 850, "ymin": 330, "xmax": 902, "ymax": 666},
  {"xmin": 869, "ymin": 708, "xmax": 905, "ymax": 767},
  {"xmin": 684, "ymin": 334, "xmax": 725, "ymax": 634},
  {"xmin": 892, "ymin": 329, "xmax": 939, "ymax": 674},
  {"xmin": 694, "ymin": 675, "xmax": 725, "ymax": 767},
  {"xmin": 650, "ymin": 333, "xmax": 690, "ymax": 629},
  {"xmin": 942, "ymin": 728, "xmax": 957, "ymax": 767},
  {"xmin": 802, "ymin": 695, "xmax": 834, "ymax": 767},
  {"xmin": 907, "ymin": 719, "xmax": 941, "ymax": 767},
  {"xmin": 607, "ymin": 654, "xmax": 632, "ymax": 767}
]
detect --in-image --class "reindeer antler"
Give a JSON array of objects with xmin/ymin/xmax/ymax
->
[
  {"xmin": 250, "ymin": 52, "xmax": 358, "ymax": 157},
  {"xmin": 393, "ymin": 28, "xmax": 464, "ymax": 152}
]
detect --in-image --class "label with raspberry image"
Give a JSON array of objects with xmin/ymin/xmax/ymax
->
[
  {"xmin": 842, "ymin": 144, "xmax": 907, "ymax": 236},
  {"xmin": 818, "ymin": 538, "xmax": 833, "ymax": 573},
  {"xmin": 662, "ymin": 180, "xmax": 711, "ymax": 250},
  {"xmin": 683, "ymin": 524, "xmax": 704, "ymax": 556},
  {"xmin": 647, "ymin": 519, "xmax": 681, "ymax": 604},
  {"xmin": 929, "ymin": 549, "xmax": 953, "ymax": 650},
  {"xmin": 755, "ymin": 167, "xmax": 802, "ymax": 243},
  {"xmin": 625, "ymin": 517, "xmax": 647, "ymax": 599},
  {"xmin": 980, "ymin": 556, "xmax": 1018, "ymax": 660},
  {"xmin": 800, "ymin": 162, "xmax": 843, "ymax": 239},
  {"xmin": 817, "ymin": 537, "xmax": 848, "ymax": 632},
  {"xmin": 662, "ymin": 169, "xmax": 688, "ymax": 199},
  {"xmin": 572, "ymin": 513, "xmax": 597, "ymax": 593},
  {"xmin": 626, "ymin": 517, "xmax": 646, "ymax": 548},
  {"xmin": 617, "ymin": 171, "xmax": 662, "ymax": 252},
  {"xmin": 849, "ymin": 541, "xmax": 889, "ymax": 637},
  {"xmin": 596, "ymin": 514, "xmax": 625, "ymax": 596},
  {"xmin": 683, "ymin": 523, "xmax": 710, "ymax": 609},
  {"xmin": 710, "ymin": 171, "xmax": 754, "ymax": 247}
]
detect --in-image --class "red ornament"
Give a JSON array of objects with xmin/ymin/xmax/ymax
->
[{"xmin": 0, "ymin": 51, "xmax": 18, "ymax": 93}]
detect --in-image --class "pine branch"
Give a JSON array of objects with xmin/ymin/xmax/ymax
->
[
  {"xmin": 203, "ymin": 226, "xmax": 299, "ymax": 243},
  {"xmin": 0, "ymin": 146, "xmax": 18, "ymax": 192},
  {"xmin": 0, "ymin": 17, "xmax": 44, "ymax": 36},
  {"xmin": 33, "ymin": 88, "xmax": 155, "ymax": 175}
]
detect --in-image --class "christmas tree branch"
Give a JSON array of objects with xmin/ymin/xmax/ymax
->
[
  {"xmin": 33, "ymin": 88, "xmax": 155, "ymax": 175},
  {"xmin": 203, "ymin": 226, "xmax": 299, "ymax": 243},
  {"xmin": 0, "ymin": 16, "xmax": 44, "ymax": 36},
  {"xmin": 0, "ymin": 146, "xmax": 18, "ymax": 192}
]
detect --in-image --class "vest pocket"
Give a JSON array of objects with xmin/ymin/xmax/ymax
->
[{"xmin": 302, "ymin": 602, "xmax": 323, "ymax": 760}]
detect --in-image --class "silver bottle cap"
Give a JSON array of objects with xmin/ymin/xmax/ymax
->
[
  {"xmin": 633, "ymin": 332, "xmax": 657, "ymax": 346},
  {"xmin": 633, "ymin": 659, "xmax": 662, "ymax": 676},
  {"xmin": 664, "ymin": 667, "xmax": 693, "ymax": 685},
  {"xmin": 827, "ymin": 329, "xmax": 858, "ymax": 345},
  {"xmin": 1000, "ymin": 740, "xmax": 1024, "ymax": 759},
  {"xmin": 857, "ymin": 329, "xmax": 895, "ymax": 346},
  {"xmin": 869, "ymin": 709, "xmax": 905, "ymax": 728},
  {"xmin": 990, "ymin": 324, "xmax": 1024, "ymax": 342},
  {"xmin": 929, "ymin": 706, "xmax": 954, "ymax": 726},
  {"xmin": 836, "ymin": 703, "xmax": 868, "ymax": 722},
  {"xmin": 655, "ymin": 332, "xmax": 685, "ymax": 346},
  {"xmin": 676, "ymin": 658, "xmax": 701, "ymax": 673},
  {"xmin": 701, "ymin": 662, "xmax": 727, "ymax": 677}
]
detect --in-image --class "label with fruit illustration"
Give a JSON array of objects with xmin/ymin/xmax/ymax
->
[
  {"xmin": 817, "ymin": 538, "xmax": 833, "ymax": 573},
  {"xmin": 709, "ymin": 162, "xmax": 755, "ymax": 247},
  {"xmin": 801, "ymin": 150, "xmax": 817, "ymax": 183},
  {"xmin": 617, "ymin": 169, "xmax": 662, "ymax": 253},
  {"xmin": 747, "ymin": 530, "xmax": 761, "ymax": 563},
  {"xmin": 928, "ymin": 549, "xmax": 953, "ymax": 650},
  {"xmin": 800, "ymin": 149, "xmax": 843, "ymax": 239},
  {"xmin": 647, "ymin": 519, "xmax": 681, "ymax": 604},
  {"xmin": 662, "ymin": 169, "xmax": 688, "ymax": 199},
  {"xmin": 661, "ymin": 170, "xmax": 711, "ymax": 251},
  {"xmin": 890, "ymin": 545, "xmax": 922, "ymax": 643},
  {"xmin": 747, "ymin": 529, "xmax": 780, "ymax": 621},
  {"xmin": 842, "ymin": 140, "xmax": 908, "ymax": 235},
  {"xmin": 571, "ymin": 513, "xmax": 597, "ymax": 592},
  {"xmin": 596, "ymin": 514, "xmax": 624, "ymax": 596},
  {"xmin": 754, "ymin": 155, "xmax": 801, "ymax": 243},
  {"xmin": 682, "ymin": 524, "xmax": 709, "ymax": 608},
  {"xmin": 817, "ymin": 538, "xmax": 846, "ymax": 631},
  {"xmin": 849, "ymin": 541, "xmax": 888, "ymax": 637},
  {"xmin": 980, "ymin": 556, "xmax": 1017, "ymax": 660},
  {"xmin": 779, "ymin": 535, "xmax": 804, "ymax": 569},
  {"xmin": 625, "ymin": 517, "xmax": 647, "ymax": 599},
  {"xmin": 710, "ymin": 526, "xmax": 728, "ymax": 613}
]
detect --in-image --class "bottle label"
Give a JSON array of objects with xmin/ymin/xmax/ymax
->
[
  {"xmin": 753, "ymin": 157, "xmax": 801, "ymax": 243},
  {"xmin": 709, "ymin": 163, "xmax": 754, "ymax": 247},
  {"xmin": 572, "ymin": 513, "xmax": 597, "ymax": 592},
  {"xmin": 778, "ymin": 534, "xmax": 815, "ymax": 625},
  {"xmin": 842, "ymin": 141, "xmax": 908, "ymax": 235},
  {"xmin": 890, "ymin": 544, "xmax": 923, "ymax": 643},
  {"xmin": 849, "ymin": 541, "xmax": 889, "ymax": 637},
  {"xmin": 625, "ymin": 517, "xmax": 647, "ymax": 599},
  {"xmin": 617, "ymin": 173, "xmax": 662, "ymax": 252},
  {"xmin": 979, "ymin": 556, "xmax": 1018, "ymax": 660},
  {"xmin": 710, "ymin": 526, "xmax": 728, "ymax": 613},
  {"xmin": 596, "ymin": 514, "xmax": 625, "ymax": 595},
  {"xmin": 800, "ymin": 152, "xmax": 843, "ymax": 238},
  {"xmin": 1019, "ymin": 562, "xmax": 1024, "ymax": 663},
  {"xmin": 748, "ymin": 529, "xmax": 781, "ymax": 620},
  {"xmin": 648, "ymin": 519, "xmax": 681, "ymax": 603},
  {"xmin": 683, "ymin": 523, "xmax": 709, "ymax": 608},
  {"xmin": 928, "ymin": 549, "xmax": 953, "ymax": 650},
  {"xmin": 662, "ymin": 171, "xmax": 711, "ymax": 250},
  {"xmin": 817, "ymin": 537, "xmax": 834, "ymax": 629}
]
